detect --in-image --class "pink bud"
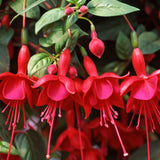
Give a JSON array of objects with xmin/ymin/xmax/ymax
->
[
  {"xmin": 83, "ymin": 56, "xmax": 98, "ymax": 77},
  {"xmin": 80, "ymin": 5, "xmax": 88, "ymax": 13},
  {"xmin": 65, "ymin": 7, "xmax": 74, "ymax": 16},
  {"xmin": 132, "ymin": 48, "xmax": 146, "ymax": 76},
  {"xmin": 89, "ymin": 38, "xmax": 105, "ymax": 58},
  {"xmin": 17, "ymin": 45, "xmax": 30, "ymax": 74},
  {"xmin": 68, "ymin": 66, "xmax": 78, "ymax": 78},
  {"xmin": 58, "ymin": 49, "xmax": 71, "ymax": 76},
  {"xmin": 48, "ymin": 64, "xmax": 57, "ymax": 75},
  {"xmin": 145, "ymin": 5, "xmax": 152, "ymax": 15}
]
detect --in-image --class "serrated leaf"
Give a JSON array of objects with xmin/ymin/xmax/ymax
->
[
  {"xmin": 14, "ymin": 130, "xmax": 46, "ymax": 160},
  {"xmin": 139, "ymin": 31, "xmax": 160, "ymax": 54},
  {"xmin": 0, "ymin": 26, "xmax": 14, "ymax": 46},
  {"xmin": 116, "ymin": 32, "xmax": 132, "ymax": 60},
  {"xmin": 63, "ymin": 12, "xmax": 78, "ymax": 32},
  {"xmin": 28, "ymin": 53, "xmax": 53, "ymax": 78},
  {"xmin": 0, "ymin": 46, "xmax": 10, "ymax": 73},
  {"xmin": 128, "ymin": 140, "xmax": 160, "ymax": 160},
  {"xmin": 35, "ymin": 8, "xmax": 65, "ymax": 34},
  {"xmin": 9, "ymin": 0, "xmax": 40, "ymax": 19},
  {"xmin": 0, "ymin": 141, "xmax": 18, "ymax": 155},
  {"xmin": 87, "ymin": 0, "xmax": 139, "ymax": 17}
]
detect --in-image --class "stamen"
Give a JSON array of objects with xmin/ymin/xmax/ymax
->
[
  {"xmin": 2, "ymin": 102, "xmax": 11, "ymax": 113},
  {"xmin": 22, "ymin": 104, "xmax": 26, "ymax": 128},
  {"xmin": 136, "ymin": 105, "xmax": 143, "ymax": 129},
  {"xmin": 17, "ymin": 104, "xmax": 21, "ymax": 123},
  {"xmin": 144, "ymin": 108, "xmax": 150, "ymax": 160},
  {"xmin": 8, "ymin": 107, "xmax": 15, "ymax": 131},
  {"xmin": 100, "ymin": 109, "xmax": 103, "ymax": 126},
  {"xmin": 58, "ymin": 102, "xmax": 62, "ymax": 118},
  {"xmin": 128, "ymin": 109, "xmax": 136, "ymax": 128},
  {"xmin": 5, "ymin": 106, "xmax": 12, "ymax": 125},
  {"xmin": 46, "ymin": 104, "xmax": 57, "ymax": 159}
]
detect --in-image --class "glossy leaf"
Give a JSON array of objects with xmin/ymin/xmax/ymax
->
[
  {"xmin": 9, "ymin": 0, "xmax": 40, "ymax": 19},
  {"xmin": 0, "ymin": 141, "xmax": 18, "ymax": 155},
  {"xmin": 14, "ymin": 130, "xmax": 46, "ymax": 160},
  {"xmin": 139, "ymin": 31, "xmax": 160, "ymax": 54},
  {"xmin": 116, "ymin": 32, "xmax": 132, "ymax": 60},
  {"xmin": 39, "ymin": 21, "xmax": 63, "ymax": 47},
  {"xmin": 35, "ymin": 8, "xmax": 65, "ymax": 34},
  {"xmin": 63, "ymin": 12, "xmax": 78, "ymax": 32},
  {"xmin": 87, "ymin": 0, "xmax": 139, "ymax": 17},
  {"xmin": 128, "ymin": 140, "xmax": 160, "ymax": 160},
  {"xmin": 66, "ymin": 0, "xmax": 75, "ymax": 4},
  {"xmin": 27, "ymin": 53, "xmax": 53, "ymax": 78},
  {"xmin": 76, "ymin": 0, "xmax": 86, "ymax": 7}
]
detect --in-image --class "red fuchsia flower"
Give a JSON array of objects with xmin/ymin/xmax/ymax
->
[
  {"xmin": 0, "ymin": 153, "xmax": 21, "ymax": 160},
  {"xmin": 120, "ymin": 48, "xmax": 160, "ymax": 160},
  {"xmin": 89, "ymin": 30, "xmax": 105, "ymax": 59},
  {"xmin": 0, "ymin": 45, "xmax": 38, "ymax": 160},
  {"xmin": 82, "ymin": 56, "xmax": 129, "ymax": 157},
  {"xmin": 32, "ymin": 49, "xmax": 75, "ymax": 159},
  {"xmin": 88, "ymin": 118, "xmax": 145, "ymax": 160}
]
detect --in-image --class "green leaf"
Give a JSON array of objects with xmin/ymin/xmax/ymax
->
[
  {"xmin": 0, "ymin": 26, "xmax": 14, "ymax": 46},
  {"xmin": 35, "ymin": 8, "xmax": 65, "ymax": 34},
  {"xmin": 87, "ymin": 0, "xmax": 139, "ymax": 17},
  {"xmin": 27, "ymin": 53, "xmax": 53, "ymax": 78},
  {"xmin": 9, "ymin": 0, "xmax": 41, "ymax": 19},
  {"xmin": 14, "ymin": 130, "xmax": 46, "ymax": 160},
  {"xmin": 116, "ymin": 32, "xmax": 132, "ymax": 60},
  {"xmin": 39, "ymin": 22, "xmax": 63, "ymax": 47},
  {"xmin": 136, "ymin": 24, "xmax": 146, "ymax": 36},
  {"xmin": 0, "ymin": 141, "xmax": 18, "ymax": 155},
  {"xmin": 128, "ymin": 140, "xmax": 160, "ymax": 160},
  {"xmin": 76, "ymin": 0, "xmax": 86, "ymax": 7},
  {"xmin": 0, "ymin": 0, "xmax": 2, "ymax": 6},
  {"xmin": 66, "ymin": 0, "xmax": 75, "ymax": 4},
  {"xmin": 95, "ymin": 16, "xmax": 137, "ymax": 41},
  {"xmin": 63, "ymin": 12, "xmax": 78, "ymax": 32},
  {"xmin": 0, "ymin": 46, "xmax": 10, "ymax": 73},
  {"xmin": 139, "ymin": 31, "xmax": 160, "ymax": 54}
]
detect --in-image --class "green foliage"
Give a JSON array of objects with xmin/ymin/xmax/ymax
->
[
  {"xmin": 27, "ymin": 53, "xmax": 53, "ymax": 78},
  {"xmin": 66, "ymin": 0, "xmax": 86, "ymax": 6},
  {"xmin": 116, "ymin": 31, "xmax": 132, "ymax": 60},
  {"xmin": 138, "ymin": 31, "xmax": 160, "ymax": 54},
  {"xmin": 87, "ymin": 0, "xmax": 139, "ymax": 17},
  {"xmin": 0, "ymin": 141, "xmax": 18, "ymax": 155},
  {"xmin": 14, "ymin": 130, "xmax": 46, "ymax": 160},
  {"xmin": 35, "ymin": 8, "xmax": 65, "ymax": 34},
  {"xmin": 9, "ymin": 0, "xmax": 41, "ymax": 19}
]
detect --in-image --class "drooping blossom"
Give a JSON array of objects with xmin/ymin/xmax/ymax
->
[
  {"xmin": 89, "ymin": 30, "xmax": 105, "ymax": 58},
  {"xmin": 82, "ymin": 56, "xmax": 129, "ymax": 157},
  {"xmin": 120, "ymin": 48, "xmax": 160, "ymax": 160},
  {"xmin": 88, "ymin": 118, "xmax": 145, "ymax": 160},
  {"xmin": 32, "ymin": 49, "xmax": 75, "ymax": 159},
  {"xmin": 0, "ymin": 45, "xmax": 37, "ymax": 160}
]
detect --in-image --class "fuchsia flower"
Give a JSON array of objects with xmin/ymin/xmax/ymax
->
[
  {"xmin": 33, "ymin": 49, "xmax": 75, "ymax": 159},
  {"xmin": 0, "ymin": 45, "xmax": 37, "ymax": 160},
  {"xmin": 82, "ymin": 56, "xmax": 129, "ymax": 157},
  {"xmin": 120, "ymin": 48, "xmax": 160, "ymax": 160},
  {"xmin": 89, "ymin": 30, "xmax": 105, "ymax": 58}
]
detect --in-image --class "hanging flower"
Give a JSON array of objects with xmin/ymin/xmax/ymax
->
[
  {"xmin": 0, "ymin": 45, "xmax": 38, "ymax": 160},
  {"xmin": 82, "ymin": 56, "xmax": 129, "ymax": 157},
  {"xmin": 120, "ymin": 48, "xmax": 160, "ymax": 160},
  {"xmin": 32, "ymin": 49, "xmax": 75, "ymax": 159}
]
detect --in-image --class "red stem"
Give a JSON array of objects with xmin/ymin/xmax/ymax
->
[{"xmin": 123, "ymin": 15, "xmax": 134, "ymax": 31}]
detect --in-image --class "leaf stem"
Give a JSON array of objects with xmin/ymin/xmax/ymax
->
[
  {"xmin": 123, "ymin": 15, "xmax": 134, "ymax": 31},
  {"xmin": 23, "ymin": 0, "xmax": 26, "ymax": 28}
]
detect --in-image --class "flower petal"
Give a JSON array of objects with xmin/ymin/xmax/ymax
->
[
  {"xmin": 94, "ymin": 79, "xmax": 113, "ymax": 100},
  {"xmin": 47, "ymin": 81, "xmax": 69, "ymax": 101},
  {"xmin": 132, "ymin": 76, "xmax": 158, "ymax": 100},
  {"xmin": 82, "ymin": 77, "xmax": 94, "ymax": 93},
  {"xmin": 3, "ymin": 78, "xmax": 25, "ymax": 100}
]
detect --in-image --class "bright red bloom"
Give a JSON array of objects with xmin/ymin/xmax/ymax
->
[
  {"xmin": 33, "ymin": 49, "xmax": 75, "ymax": 159},
  {"xmin": 0, "ymin": 45, "xmax": 37, "ymax": 160},
  {"xmin": 83, "ymin": 56, "xmax": 129, "ymax": 157},
  {"xmin": 89, "ymin": 30, "xmax": 105, "ymax": 58},
  {"xmin": 120, "ymin": 48, "xmax": 160, "ymax": 160}
]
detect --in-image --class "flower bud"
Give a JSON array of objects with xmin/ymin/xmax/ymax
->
[
  {"xmin": 48, "ymin": 64, "xmax": 57, "ymax": 75},
  {"xmin": 144, "ymin": 53, "xmax": 155, "ymax": 63},
  {"xmin": 132, "ymin": 48, "xmax": 146, "ymax": 76},
  {"xmin": 65, "ymin": 7, "xmax": 74, "ymax": 16},
  {"xmin": 68, "ymin": 66, "xmax": 78, "ymax": 78},
  {"xmin": 80, "ymin": 5, "xmax": 88, "ymax": 13},
  {"xmin": 145, "ymin": 5, "xmax": 152, "ymax": 15},
  {"xmin": 1, "ymin": 15, "xmax": 10, "ymax": 29},
  {"xmin": 89, "ymin": 38, "xmax": 105, "ymax": 58}
]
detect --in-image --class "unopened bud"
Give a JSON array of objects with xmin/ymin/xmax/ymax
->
[
  {"xmin": 65, "ymin": 7, "xmax": 74, "ymax": 16},
  {"xmin": 80, "ymin": 5, "xmax": 88, "ymax": 13},
  {"xmin": 48, "ymin": 64, "xmax": 57, "ymax": 75}
]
